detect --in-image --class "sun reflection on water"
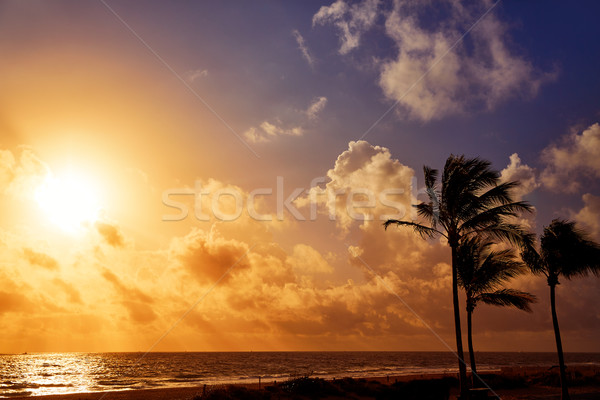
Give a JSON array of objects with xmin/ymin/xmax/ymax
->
[{"xmin": 0, "ymin": 353, "xmax": 114, "ymax": 397}]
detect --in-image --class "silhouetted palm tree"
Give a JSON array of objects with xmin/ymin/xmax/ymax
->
[
  {"xmin": 521, "ymin": 219, "xmax": 600, "ymax": 400},
  {"xmin": 384, "ymin": 155, "xmax": 533, "ymax": 397},
  {"xmin": 457, "ymin": 237, "xmax": 536, "ymax": 383}
]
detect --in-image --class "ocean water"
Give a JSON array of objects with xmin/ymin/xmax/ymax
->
[{"xmin": 1, "ymin": 351, "xmax": 599, "ymax": 397}]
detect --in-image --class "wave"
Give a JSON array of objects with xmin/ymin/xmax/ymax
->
[{"xmin": 97, "ymin": 380, "xmax": 138, "ymax": 387}]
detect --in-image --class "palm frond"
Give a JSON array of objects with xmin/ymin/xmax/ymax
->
[
  {"xmin": 541, "ymin": 219, "xmax": 600, "ymax": 279},
  {"xmin": 463, "ymin": 157, "xmax": 498, "ymax": 193},
  {"xmin": 442, "ymin": 155, "xmax": 470, "ymax": 219},
  {"xmin": 520, "ymin": 236, "xmax": 547, "ymax": 276},
  {"xmin": 423, "ymin": 166, "xmax": 438, "ymax": 191},
  {"xmin": 472, "ymin": 223, "xmax": 533, "ymax": 249},
  {"xmin": 456, "ymin": 237, "xmax": 525, "ymax": 293},
  {"xmin": 475, "ymin": 251, "xmax": 525, "ymax": 292},
  {"xmin": 472, "ymin": 181, "xmax": 521, "ymax": 209},
  {"xmin": 460, "ymin": 202, "xmax": 534, "ymax": 233},
  {"xmin": 383, "ymin": 220, "xmax": 440, "ymax": 240},
  {"xmin": 416, "ymin": 203, "xmax": 437, "ymax": 226},
  {"xmin": 423, "ymin": 166, "xmax": 441, "ymax": 220},
  {"xmin": 477, "ymin": 289, "xmax": 537, "ymax": 312}
]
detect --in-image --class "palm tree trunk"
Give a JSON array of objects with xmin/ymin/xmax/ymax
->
[
  {"xmin": 467, "ymin": 308, "xmax": 477, "ymax": 387},
  {"xmin": 550, "ymin": 283, "xmax": 570, "ymax": 400},
  {"xmin": 451, "ymin": 245, "xmax": 468, "ymax": 398}
]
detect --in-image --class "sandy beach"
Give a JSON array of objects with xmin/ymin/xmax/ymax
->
[{"xmin": 5, "ymin": 365, "xmax": 599, "ymax": 400}]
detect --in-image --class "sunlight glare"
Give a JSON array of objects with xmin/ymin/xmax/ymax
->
[{"xmin": 35, "ymin": 172, "xmax": 101, "ymax": 232}]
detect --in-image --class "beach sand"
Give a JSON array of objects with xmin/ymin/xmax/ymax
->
[
  {"xmin": 7, "ymin": 387, "xmax": 600, "ymax": 400},
  {"xmin": 5, "ymin": 366, "xmax": 599, "ymax": 400}
]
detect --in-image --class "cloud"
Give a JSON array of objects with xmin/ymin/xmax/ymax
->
[
  {"xmin": 499, "ymin": 153, "xmax": 539, "ymax": 228},
  {"xmin": 0, "ymin": 273, "xmax": 64, "ymax": 317},
  {"xmin": 52, "ymin": 278, "xmax": 83, "ymax": 304},
  {"xmin": 95, "ymin": 220, "xmax": 125, "ymax": 247},
  {"xmin": 313, "ymin": 1, "xmax": 554, "ymax": 121},
  {"xmin": 286, "ymin": 244, "xmax": 334, "ymax": 275},
  {"xmin": 293, "ymin": 141, "xmax": 455, "ymax": 337},
  {"xmin": 264, "ymin": 121, "xmax": 301, "ymax": 138},
  {"xmin": 244, "ymin": 97, "xmax": 327, "ymax": 143},
  {"xmin": 0, "ymin": 147, "xmax": 48, "ymax": 199},
  {"xmin": 292, "ymin": 30, "xmax": 315, "ymax": 68},
  {"xmin": 306, "ymin": 96, "xmax": 328, "ymax": 120},
  {"xmin": 0, "ymin": 290, "xmax": 37, "ymax": 314},
  {"xmin": 170, "ymin": 227, "xmax": 251, "ymax": 284},
  {"xmin": 500, "ymin": 153, "xmax": 539, "ymax": 200},
  {"xmin": 102, "ymin": 268, "xmax": 156, "ymax": 324},
  {"xmin": 0, "ymin": 149, "xmax": 15, "ymax": 190},
  {"xmin": 317, "ymin": 141, "xmax": 450, "ymax": 276},
  {"xmin": 23, "ymin": 247, "xmax": 59, "ymax": 270},
  {"xmin": 244, "ymin": 121, "xmax": 303, "ymax": 144},
  {"xmin": 155, "ymin": 160, "xmax": 459, "ymax": 343},
  {"xmin": 298, "ymin": 140, "xmax": 414, "ymax": 232},
  {"xmin": 312, "ymin": 0, "xmax": 379, "ymax": 55},
  {"xmin": 1, "ymin": 147, "xmax": 596, "ymax": 350},
  {"xmin": 3, "ymin": 154, "xmax": 447, "ymax": 347},
  {"xmin": 573, "ymin": 193, "xmax": 600, "ymax": 240},
  {"xmin": 541, "ymin": 123, "xmax": 600, "ymax": 193},
  {"xmin": 102, "ymin": 268, "xmax": 153, "ymax": 303},
  {"xmin": 186, "ymin": 68, "xmax": 209, "ymax": 82},
  {"xmin": 377, "ymin": 1, "xmax": 554, "ymax": 121}
]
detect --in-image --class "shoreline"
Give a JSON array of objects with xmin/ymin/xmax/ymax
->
[{"xmin": 3, "ymin": 365, "xmax": 599, "ymax": 400}]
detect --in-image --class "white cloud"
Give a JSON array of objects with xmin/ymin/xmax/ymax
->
[
  {"xmin": 292, "ymin": 30, "xmax": 315, "ymax": 68},
  {"xmin": 314, "ymin": 0, "xmax": 554, "ymax": 121},
  {"xmin": 541, "ymin": 123, "xmax": 600, "ymax": 193},
  {"xmin": 299, "ymin": 141, "xmax": 452, "ymax": 323},
  {"xmin": 0, "ymin": 147, "xmax": 48, "ymax": 199},
  {"xmin": 244, "ymin": 97, "xmax": 327, "ymax": 143},
  {"xmin": 573, "ymin": 193, "xmax": 600, "ymax": 241},
  {"xmin": 312, "ymin": 0, "xmax": 379, "ymax": 55},
  {"xmin": 243, "ymin": 127, "xmax": 264, "ymax": 144},
  {"xmin": 378, "ymin": 1, "xmax": 554, "ymax": 121},
  {"xmin": 500, "ymin": 153, "xmax": 539, "ymax": 200},
  {"xmin": 298, "ymin": 140, "xmax": 414, "ymax": 232},
  {"xmin": 185, "ymin": 68, "xmax": 209, "ymax": 82},
  {"xmin": 500, "ymin": 153, "xmax": 539, "ymax": 228},
  {"xmin": 244, "ymin": 121, "xmax": 304, "ymax": 143},
  {"xmin": 306, "ymin": 96, "xmax": 328, "ymax": 120},
  {"xmin": 261, "ymin": 121, "xmax": 302, "ymax": 138}
]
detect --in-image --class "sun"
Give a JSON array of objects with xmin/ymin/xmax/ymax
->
[{"xmin": 35, "ymin": 172, "xmax": 101, "ymax": 232}]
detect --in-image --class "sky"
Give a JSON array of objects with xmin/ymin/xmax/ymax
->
[{"xmin": 1, "ymin": 0, "xmax": 600, "ymax": 353}]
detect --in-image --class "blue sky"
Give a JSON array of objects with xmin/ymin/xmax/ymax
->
[{"xmin": 101, "ymin": 0, "xmax": 600, "ymax": 205}]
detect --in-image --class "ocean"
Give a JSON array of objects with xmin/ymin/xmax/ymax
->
[{"xmin": 1, "ymin": 351, "xmax": 599, "ymax": 397}]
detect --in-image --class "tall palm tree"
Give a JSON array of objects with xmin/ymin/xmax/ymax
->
[
  {"xmin": 457, "ymin": 237, "xmax": 536, "ymax": 383},
  {"xmin": 521, "ymin": 219, "xmax": 600, "ymax": 400},
  {"xmin": 384, "ymin": 155, "xmax": 533, "ymax": 397}
]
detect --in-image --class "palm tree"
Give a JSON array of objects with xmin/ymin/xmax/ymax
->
[
  {"xmin": 457, "ymin": 237, "xmax": 536, "ymax": 384},
  {"xmin": 521, "ymin": 219, "xmax": 600, "ymax": 400},
  {"xmin": 384, "ymin": 155, "xmax": 533, "ymax": 397}
]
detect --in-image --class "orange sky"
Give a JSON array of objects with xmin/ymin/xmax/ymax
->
[{"xmin": 1, "ymin": 1, "xmax": 599, "ymax": 353}]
